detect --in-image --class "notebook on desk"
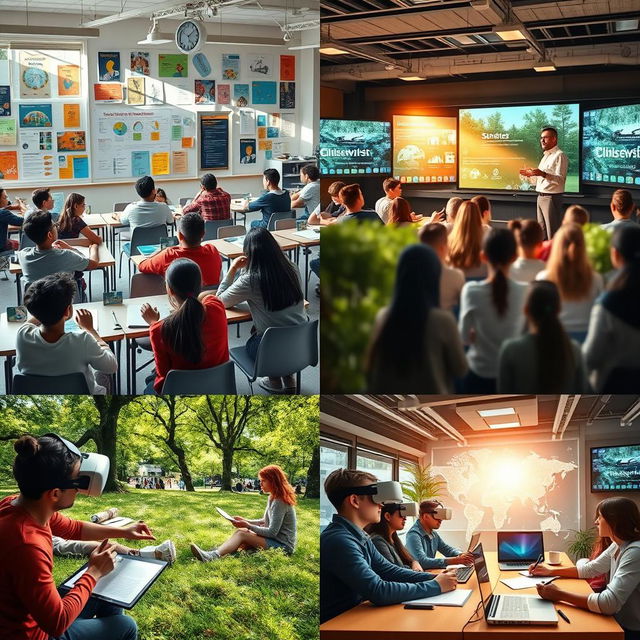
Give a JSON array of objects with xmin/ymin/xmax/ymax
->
[
  {"xmin": 293, "ymin": 228, "xmax": 321, "ymax": 240},
  {"xmin": 65, "ymin": 310, "xmax": 98, "ymax": 333},
  {"xmin": 126, "ymin": 302, "xmax": 172, "ymax": 328}
]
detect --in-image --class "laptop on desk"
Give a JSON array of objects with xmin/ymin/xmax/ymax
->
[
  {"xmin": 497, "ymin": 531, "xmax": 544, "ymax": 570},
  {"xmin": 455, "ymin": 532, "xmax": 482, "ymax": 583},
  {"xmin": 474, "ymin": 543, "xmax": 557, "ymax": 625}
]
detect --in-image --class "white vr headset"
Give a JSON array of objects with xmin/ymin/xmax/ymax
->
[
  {"xmin": 329, "ymin": 480, "xmax": 404, "ymax": 506},
  {"xmin": 385, "ymin": 501, "xmax": 418, "ymax": 517},
  {"xmin": 423, "ymin": 501, "xmax": 453, "ymax": 520},
  {"xmin": 44, "ymin": 433, "xmax": 110, "ymax": 497}
]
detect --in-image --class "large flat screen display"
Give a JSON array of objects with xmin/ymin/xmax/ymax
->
[
  {"xmin": 319, "ymin": 119, "xmax": 392, "ymax": 176},
  {"xmin": 582, "ymin": 103, "xmax": 640, "ymax": 187},
  {"xmin": 591, "ymin": 444, "xmax": 640, "ymax": 492},
  {"xmin": 459, "ymin": 103, "xmax": 580, "ymax": 192},
  {"xmin": 392, "ymin": 115, "xmax": 457, "ymax": 184}
]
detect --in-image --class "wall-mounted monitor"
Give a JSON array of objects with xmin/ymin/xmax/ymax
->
[
  {"xmin": 591, "ymin": 444, "xmax": 640, "ymax": 492},
  {"xmin": 319, "ymin": 119, "xmax": 392, "ymax": 177},
  {"xmin": 582, "ymin": 103, "xmax": 640, "ymax": 188},
  {"xmin": 392, "ymin": 115, "xmax": 457, "ymax": 185},
  {"xmin": 458, "ymin": 103, "xmax": 580, "ymax": 192}
]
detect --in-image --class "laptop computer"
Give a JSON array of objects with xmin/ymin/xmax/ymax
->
[
  {"xmin": 456, "ymin": 532, "xmax": 482, "ymax": 583},
  {"xmin": 497, "ymin": 531, "xmax": 544, "ymax": 570},
  {"xmin": 473, "ymin": 543, "xmax": 557, "ymax": 625}
]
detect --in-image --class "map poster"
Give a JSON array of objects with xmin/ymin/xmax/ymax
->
[
  {"xmin": 222, "ymin": 54, "xmax": 240, "ymax": 80},
  {"xmin": 130, "ymin": 51, "xmax": 150, "ymax": 76},
  {"xmin": 279, "ymin": 82, "xmax": 295, "ymax": 110},
  {"xmin": 0, "ymin": 150, "xmax": 19, "ymax": 180},
  {"xmin": 0, "ymin": 119, "xmax": 16, "ymax": 145},
  {"xmin": 159, "ymin": 54, "xmax": 188, "ymax": 78},
  {"xmin": 280, "ymin": 55, "xmax": 295, "ymax": 81},
  {"xmin": 19, "ymin": 50, "xmax": 51, "ymax": 98},
  {"xmin": 98, "ymin": 51, "xmax": 120, "ymax": 81},
  {"xmin": 57, "ymin": 64, "xmax": 80, "ymax": 96},
  {"xmin": 217, "ymin": 84, "xmax": 230, "ymax": 105},
  {"xmin": 252, "ymin": 81, "xmax": 277, "ymax": 105},
  {"xmin": 19, "ymin": 103, "xmax": 53, "ymax": 128},
  {"xmin": 239, "ymin": 138, "xmax": 256, "ymax": 164}
]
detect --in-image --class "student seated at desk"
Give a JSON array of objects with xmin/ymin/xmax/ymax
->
[
  {"xmin": 182, "ymin": 173, "xmax": 231, "ymax": 221},
  {"xmin": 247, "ymin": 168, "xmax": 292, "ymax": 229},
  {"xmin": 320, "ymin": 469, "xmax": 456, "ymax": 624},
  {"xmin": 216, "ymin": 227, "xmax": 307, "ymax": 393},
  {"xmin": 58, "ymin": 193, "xmax": 103, "ymax": 245},
  {"xmin": 406, "ymin": 500, "xmax": 474, "ymax": 570},
  {"xmin": 531, "ymin": 497, "xmax": 640, "ymax": 640},
  {"xmin": 290, "ymin": 164, "xmax": 320, "ymax": 219},
  {"xmin": 602, "ymin": 189, "xmax": 637, "ymax": 232},
  {"xmin": 0, "ymin": 187, "xmax": 24, "ymax": 251},
  {"xmin": 115, "ymin": 175, "xmax": 175, "ymax": 231},
  {"xmin": 141, "ymin": 258, "xmax": 228, "ymax": 394},
  {"xmin": 308, "ymin": 181, "xmax": 345, "ymax": 225},
  {"xmin": 138, "ymin": 212, "xmax": 222, "ymax": 287},
  {"xmin": 23, "ymin": 187, "xmax": 58, "ymax": 222},
  {"xmin": 335, "ymin": 184, "xmax": 384, "ymax": 224},
  {"xmin": 155, "ymin": 188, "xmax": 170, "ymax": 205}
]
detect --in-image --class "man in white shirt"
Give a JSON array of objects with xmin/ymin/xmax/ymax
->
[{"xmin": 520, "ymin": 127, "xmax": 568, "ymax": 240}]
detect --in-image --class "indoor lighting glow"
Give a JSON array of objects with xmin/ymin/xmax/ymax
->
[
  {"xmin": 478, "ymin": 408, "xmax": 516, "ymax": 417},
  {"xmin": 400, "ymin": 76, "xmax": 425, "ymax": 81},
  {"xmin": 488, "ymin": 421, "xmax": 521, "ymax": 429},
  {"xmin": 534, "ymin": 64, "xmax": 556, "ymax": 72},
  {"xmin": 319, "ymin": 46, "xmax": 348, "ymax": 55},
  {"xmin": 493, "ymin": 25, "xmax": 527, "ymax": 41}
]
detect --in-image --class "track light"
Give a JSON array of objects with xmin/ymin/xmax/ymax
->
[{"xmin": 137, "ymin": 19, "xmax": 172, "ymax": 45}]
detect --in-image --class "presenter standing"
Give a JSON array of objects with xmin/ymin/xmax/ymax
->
[{"xmin": 520, "ymin": 127, "xmax": 568, "ymax": 240}]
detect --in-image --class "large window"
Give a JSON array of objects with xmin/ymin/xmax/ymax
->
[
  {"xmin": 398, "ymin": 459, "xmax": 417, "ymax": 538},
  {"xmin": 356, "ymin": 449, "xmax": 393, "ymax": 482},
  {"xmin": 320, "ymin": 440, "xmax": 349, "ymax": 528}
]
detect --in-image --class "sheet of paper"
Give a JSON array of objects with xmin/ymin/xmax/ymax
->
[
  {"xmin": 403, "ymin": 589, "xmax": 473, "ymax": 607},
  {"xmin": 215, "ymin": 506, "xmax": 235, "ymax": 521},
  {"xmin": 293, "ymin": 229, "xmax": 321, "ymax": 240},
  {"xmin": 503, "ymin": 575, "xmax": 559, "ymax": 590}
]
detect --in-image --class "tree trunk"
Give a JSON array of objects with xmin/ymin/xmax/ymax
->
[
  {"xmin": 221, "ymin": 446, "xmax": 234, "ymax": 491},
  {"xmin": 305, "ymin": 445, "xmax": 320, "ymax": 499},
  {"xmin": 174, "ymin": 448, "xmax": 195, "ymax": 492}
]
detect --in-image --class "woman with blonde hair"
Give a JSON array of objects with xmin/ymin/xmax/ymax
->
[
  {"xmin": 448, "ymin": 200, "xmax": 487, "ymax": 278},
  {"xmin": 191, "ymin": 464, "xmax": 297, "ymax": 561},
  {"xmin": 536, "ymin": 223, "xmax": 603, "ymax": 335}
]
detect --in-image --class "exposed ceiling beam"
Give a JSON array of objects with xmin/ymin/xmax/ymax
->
[
  {"xmin": 321, "ymin": 0, "xmax": 470, "ymax": 23},
  {"xmin": 0, "ymin": 24, "xmax": 100, "ymax": 38}
]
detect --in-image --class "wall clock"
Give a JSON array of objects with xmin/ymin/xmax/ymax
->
[{"xmin": 175, "ymin": 20, "xmax": 206, "ymax": 54}]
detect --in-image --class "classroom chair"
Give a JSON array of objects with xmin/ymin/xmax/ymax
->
[
  {"xmin": 161, "ymin": 361, "xmax": 237, "ymax": 394},
  {"xmin": 112, "ymin": 202, "xmax": 132, "ymax": 251},
  {"xmin": 229, "ymin": 319, "xmax": 318, "ymax": 394},
  {"xmin": 218, "ymin": 224, "xmax": 246, "ymax": 239},
  {"xmin": 204, "ymin": 218, "xmax": 233, "ymax": 240},
  {"xmin": 12, "ymin": 372, "xmax": 90, "ymax": 394},
  {"xmin": 267, "ymin": 210, "xmax": 295, "ymax": 231},
  {"xmin": 119, "ymin": 224, "xmax": 168, "ymax": 279},
  {"xmin": 274, "ymin": 218, "xmax": 296, "ymax": 231}
]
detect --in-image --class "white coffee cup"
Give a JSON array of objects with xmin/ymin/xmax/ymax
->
[{"xmin": 548, "ymin": 550, "xmax": 561, "ymax": 564}]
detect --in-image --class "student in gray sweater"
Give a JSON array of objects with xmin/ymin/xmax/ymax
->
[
  {"xmin": 191, "ymin": 465, "xmax": 297, "ymax": 562},
  {"xmin": 531, "ymin": 497, "xmax": 640, "ymax": 640}
]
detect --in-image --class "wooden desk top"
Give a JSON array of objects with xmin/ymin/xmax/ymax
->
[
  {"xmin": 9, "ymin": 243, "xmax": 116, "ymax": 275},
  {"xmin": 81, "ymin": 214, "xmax": 108, "ymax": 228},
  {"xmin": 100, "ymin": 213, "xmax": 128, "ymax": 228},
  {"xmin": 273, "ymin": 227, "xmax": 321, "ymax": 246}
]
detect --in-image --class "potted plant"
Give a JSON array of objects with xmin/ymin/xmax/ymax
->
[
  {"xmin": 400, "ymin": 461, "xmax": 446, "ymax": 503},
  {"xmin": 567, "ymin": 527, "xmax": 597, "ymax": 563}
]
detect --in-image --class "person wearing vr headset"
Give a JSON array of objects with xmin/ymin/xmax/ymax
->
[
  {"xmin": 406, "ymin": 500, "xmax": 474, "ymax": 570},
  {"xmin": 321, "ymin": 469, "xmax": 457, "ymax": 624},
  {"xmin": 0, "ymin": 433, "xmax": 158, "ymax": 640}
]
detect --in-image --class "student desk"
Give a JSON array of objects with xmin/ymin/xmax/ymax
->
[
  {"xmin": 273, "ymin": 227, "xmax": 320, "ymax": 297},
  {"xmin": 7, "ymin": 213, "xmax": 107, "ymax": 245},
  {"xmin": 319, "ymin": 552, "xmax": 623, "ymax": 640}
]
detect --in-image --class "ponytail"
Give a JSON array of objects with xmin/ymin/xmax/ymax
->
[
  {"xmin": 484, "ymin": 228, "xmax": 517, "ymax": 317},
  {"xmin": 491, "ymin": 269, "xmax": 509, "ymax": 317}
]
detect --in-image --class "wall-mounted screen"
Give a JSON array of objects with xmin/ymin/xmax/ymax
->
[
  {"xmin": 591, "ymin": 444, "xmax": 640, "ymax": 492},
  {"xmin": 319, "ymin": 119, "xmax": 391, "ymax": 176},
  {"xmin": 582, "ymin": 103, "xmax": 640, "ymax": 187},
  {"xmin": 392, "ymin": 115, "xmax": 457, "ymax": 184},
  {"xmin": 459, "ymin": 103, "xmax": 579, "ymax": 192}
]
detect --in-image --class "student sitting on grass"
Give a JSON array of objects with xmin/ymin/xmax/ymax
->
[
  {"xmin": 58, "ymin": 193, "xmax": 103, "ymax": 245},
  {"xmin": 320, "ymin": 469, "xmax": 456, "ymax": 624},
  {"xmin": 336, "ymin": 184, "xmax": 383, "ymax": 224},
  {"xmin": 603, "ymin": 189, "xmax": 637, "ymax": 232},
  {"xmin": 115, "ymin": 175, "xmax": 175, "ymax": 231},
  {"xmin": 18, "ymin": 211, "xmax": 100, "ymax": 302},
  {"xmin": 0, "ymin": 187, "xmax": 24, "ymax": 251},
  {"xmin": 138, "ymin": 212, "xmax": 222, "ymax": 287},
  {"xmin": 16, "ymin": 273, "xmax": 117, "ymax": 394},
  {"xmin": 247, "ymin": 168, "xmax": 292, "ymax": 228},
  {"xmin": 508, "ymin": 219, "xmax": 545, "ymax": 283},
  {"xmin": 216, "ymin": 227, "xmax": 307, "ymax": 393},
  {"xmin": 498, "ymin": 280, "xmax": 588, "ymax": 392},
  {"xmin": 309, "ymin": 181, "xmax": 345, "ymax": 225},
  {"xmin": 191, "ymin": 464, "xmax": 297, "ymax": 562},
  {"xmin": 141, "ymin": 258, "xmax": 229, "ymax": 394},
  {"xmin": 53, "ymin": 536, "xmax": 176, "ymax": 564},
  {"xmin": 448, "ymin": 200, "xmax": 487, "ymax": 278}
]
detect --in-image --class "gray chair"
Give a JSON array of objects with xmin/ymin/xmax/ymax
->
[
  {"xmin": 218, "ymin": 224, "xmax": 246, "ymax": 240},
  {"xmin": 12, "ymin": 372, "xmax": 90, "ymax": 394},
  {"xmin": 267, "ymin": 210, "xmax": 295, "ymax": 231},
  {"xmin": 204, "ymin": 218, "xmax": 233, "ymax": 241},
  {"xmin": 179, "ymin": 197, "xmax": 193, "ymax": 206},
  {"xmin": 119, "ymin": 224, "xmax": 167, "ymax": 279},
  {"xmin": 229, "ymin": 319, "xmax": 318, "ymax": 394},
  {"xmin": 112, "ymin": 203, "xmax": 132, "ymax": 250},
  {"xmin": 161, "ymin": 361, "xmax": 237, "ymax": 394},
  {"xmin": 274, "ymin": 218, "xmax": 296, "ymax": 231}
]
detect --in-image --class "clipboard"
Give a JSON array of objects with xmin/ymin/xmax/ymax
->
[
  {"xmin": 60, "ymin": 555, "xmax": 168, "ymax": 609},
  {"xmin": 215, "ymin": 506, "xmax": 235, "ymax": 522}
]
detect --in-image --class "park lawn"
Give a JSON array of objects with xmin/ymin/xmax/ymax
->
[{"xmin": 0, "ymin": 487, "xmax": 319, "ymax": 640}]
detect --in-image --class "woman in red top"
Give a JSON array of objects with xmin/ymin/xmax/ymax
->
[{"xmin": 141, "ymin": 258, "xmax": 229, "ymax": 393}]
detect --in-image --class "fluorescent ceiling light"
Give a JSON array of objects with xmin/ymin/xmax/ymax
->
[
  {"xmin": 493, "ymin": 22, "xmax": 527, "ymax": 41},
  {"xmin": 449, "ymin": 35, "xmax": 477, "ymax": 46},
  {"xmin": 534, "ymin": 64, "xmax": 556, "ymax": 72},
  {"xmin": 488, "ymin": 421, "xmax": 521, "ymax": 429},
  {"xmin": 478, "ymin": 408, "xmax": 515, "ymax": 417},
  {"xmin": 615, "ymin": 19, "xmax": 639, "ymax": 32},
  {"xmin": 319, "ymin": 46, "xmax": 349, "ymax": 55},
  {"xmin": 288, "ymin": 43, "xmax": 320, "ymax": 50},
  {"xmin": 400, "ymin": 76, "xmax": 425, "ymax": 81}
]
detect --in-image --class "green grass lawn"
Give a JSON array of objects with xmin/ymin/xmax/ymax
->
[{"xmin": 0, "ymin": 487, "xmax": 319, "ymax": 640}]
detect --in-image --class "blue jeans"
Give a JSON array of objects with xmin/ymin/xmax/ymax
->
[{"xmin": 52, "ymin": 597, "xmax": 137, "ymax": 640}]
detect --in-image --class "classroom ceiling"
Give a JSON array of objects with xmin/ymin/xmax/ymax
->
[{"xmin": 319, "ymin": 0, "xmax": 640, "ymax": 83}]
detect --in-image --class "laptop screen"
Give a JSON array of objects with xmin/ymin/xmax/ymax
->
[
  {"xmin": 497, "ymin": 531, "xmax": 544, "ymax": 562},
  {"xmin": 472, "ymin": 543, "xmax": 493, "ymax": 611}
]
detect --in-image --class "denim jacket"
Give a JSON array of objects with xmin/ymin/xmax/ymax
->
[
  {"xmin": 320, "ymin": 515, "xmax": 440, "ymax": 623},
  {"xmin": 405, "ymin": 519, "xmax": 461, "ymax": 569}
]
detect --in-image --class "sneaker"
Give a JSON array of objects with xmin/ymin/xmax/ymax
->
[
  {"xmin": 282, "ymin": 375, "xmax": 296, "ymax": 392},
  {"xmin": 258, "ymin": 377, "xmax": 285, "ymax": 393},
  {"xmin": 153, "ymin": 540, "xmax": 177, "ymax": 564},
  {"xmin": 190, "ymin": 543, "xmax": 219, "ymax": 562}
]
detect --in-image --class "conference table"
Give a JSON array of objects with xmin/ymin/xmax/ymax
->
[{"xmin": 319, "ymin": 551, "xmax": 623, "ymax": 640}]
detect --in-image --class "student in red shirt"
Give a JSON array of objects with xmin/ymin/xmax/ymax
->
[
  {"xmin": 138, "ymin": 212, "xmax": 222, "ymax": 286},
  {"xmin": 141, "ymin": 258, "xmax": 229, "ymax": 393},
  {"xmin": 0, "ymin": 433, "xmax": 156, "ymax": 640},
  {"xmin": 182, "ymin": 173, "xmax": 231, "ymax": 221}
]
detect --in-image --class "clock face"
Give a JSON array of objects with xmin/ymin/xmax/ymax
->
[{"xmin": 176, "ymin": 20, "xmax": 203, "ymax": 53}]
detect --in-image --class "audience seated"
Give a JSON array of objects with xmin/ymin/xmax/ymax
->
[
  {"xmin": 309, "ymin": 181, "xmax": 345, "ymax": 225},
  {"xmin": 336, "ymin": 184, "xmax": 383, "ymax": 224},
  {"xmin": 447, "ymin": 200, "xmax": 488, "ymax": 278},
  {"xmin": 181, "ymin": 173, "xmax": 231, "ymax": 221},
  {"xmin": 508, "ymin": 219, "xmax": 545, "ymax": 283},
  {"xmin": 538, "ymin": 204, "xmax": 589, "ymax": 261},
  {"xmin": 247, "ymin": 168, "xmax": 292, "ymax": 229},
  {"xmin": 387, "ymin": 197, "xmax": 414, "ymax": 226},
  {"xmin": 470, "ymin": 194, "xmax": 492, "ymax": 236},
  {"xmin": 602, "ymin": 189, "xmax": 637, "ymax": 232},
  {"xmin": 375, "ymin": 178, "xmax": 402, "ymax": 224},
  {"xmin": 442, "ymin": 196, "xmax": 463, "ymax": 234},
  {"xmin": 0, "ymin": 187, "xmax": 24, "ymax": 251},
  {"xmin": 57, "ymin": 193, "xmax": 102, "ymax": 245},
  {"xmin": 291, "ymin": 164, "xmax": 320, "ymax": 218},
  {"xmin": 117, "ymin": 175, "xmax": 175, "ymax": 231}
]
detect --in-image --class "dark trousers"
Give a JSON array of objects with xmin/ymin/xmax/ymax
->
[{"xmin": 536, "ymin": 193, "xmax": 563, "ymax": 240}]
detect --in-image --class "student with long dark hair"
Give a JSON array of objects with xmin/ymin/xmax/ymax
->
[
  {"xmin": 366, "ymin": 244, "xmax": 467, "ymax": 393},
  {"xmin": 141, "ymin": 258, "xmax": 228, "ymax": 393},
  {"xmin": 498, "ymin": 280, "xmax": 587, "ymax": 392},
  {"xmin": 584, "ymin": 224, "xmax": 640, "ymax": 391},
  {"xmin": 459, "ymin": 228, "xmax": 528, "ymax": 393},
  {"xmin": 532, "ymin": 497, "xmax": 640, "ymax": 640},
  {"xmin": 216, "ymin": 227, "xmax": 306, "ymax": 392},
  {"xmin": 58, "ymin": 193, "xmax": 102, "ymax": 245}
]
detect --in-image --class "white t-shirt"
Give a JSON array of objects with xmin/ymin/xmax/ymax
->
[
  {"xmin": 511, "ymin": 257, "xmax": 545, "ymax": 283},
  {"xmin": 375, "ymin": 196, "xmax": 393, "ymax": 223},
  {"xmin": 297, "ymin": 181, "xmax": 320, "ymax": 217},
  {"xmin": 120, "ymin": 200, "xmax": 174, "ymax": 231},
  {"xmin": 440, "ymin": 265, "xmax": 465, "ymax": 312}
]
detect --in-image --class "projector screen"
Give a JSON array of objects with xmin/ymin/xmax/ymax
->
[
  {"xmin": 582, "ymin": 103, "xmax": 640, "ymax": 187},
  {"xmin": 591, "ymin": 444, "xmax": 640, "ymax": 492},
  {"xmin": 392, "ymin": 115, "xmax": 457, "ymax": 184},
  {"xmin": 319, "ymin": 119, "xmax": 392, "ymax": 177},
  {"xmin": 459, "ymin": 103, "xmax": 580, "ymax": 192}
]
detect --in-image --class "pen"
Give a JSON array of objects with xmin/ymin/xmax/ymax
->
[
  {"xmin": 557, "ymin": 609, "xmax": 571, "ymax": 624},
  {"xmin": 530, "ymin": 553, "xmax": 544, "ymax": 575}
]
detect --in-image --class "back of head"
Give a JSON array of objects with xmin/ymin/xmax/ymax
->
[
  {"xmin": 449, "ymin": 200, "xmax": 483, "ymax": 269},
  {"xmin": 32, "ymin": 187, "xmax": 51, "ymax": 210},
  {"xmin": 301, "ymin": 164, "xmax": 319, "ymax": 181},
  {"xmin": 470, "ymin": 195, "xmax": 490, "ymax": 216},
  {"xmin": 419, "ymin": 222, "xmax": 447, "ymax": 250},
  {"xmin": 338, "ymin": 184, "xmax": 361, "ymax": 210},
  {"xmin": 24, "ymin": 273, "xmax": 76, "ymax": 326},
  {"xmin": 23, "ymin": 210, "xmax": 53, "ymax": 245},
  {"xmin": 564, "ymin": 204, "xmax": 590, "ymax": 226},
  {"xmin": 597, "ymin": 497, "xmax": 640, "ymax": 542},
  {"xmin": 263, "ymin": 168, "xmax": 280, "ymax": 187},
  {"xmin": 388, "ymin": 197, "xmax": 412, "ymax": 224},
  {"xmin": 179, "ymin": 212, "xmax": 205, "ymax": 246},
  {"xmin": 201, "ymin": 173, "xmax": 218, "ymax": 191},
  {"xmin": 383, "ymin": 177, "xmax": 401, "ymax": 194},
  {"xmin": 135, "ymin": 175, "xmax": 155, "ymax": 199},
  {"xmin": 605, "ymin": 225, "xmax": 640, "ymax": 323},
  {"xmin": 446, "ymin": 197, "xmax": 463, "ymax": 221},
  {"xmin": 328, "ymin": 181, "xmax": 346, "ymax": 197},
  {"xmin": 13, "ymin": 434, "xmax": 80, "ymax": 500},
  {"xmin": 324, "ymin": 468, "xmax": 377, "ymax": 511},
  {"xmin": 546, "ymin": 222, "xmax": 592, "ymax": 300},
  {"xmin": 484, "ymin": 228, "xmax": 517, "ymax": 317},
  {"xmin": 508, "ymin": 218, "xmax": 544, "ymax": 249},
  {"xmin": 611, "ymin": 189, "xmax": 634, "ymax": 217}
]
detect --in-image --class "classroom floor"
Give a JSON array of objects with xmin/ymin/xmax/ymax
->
[{"xmin": 0, "ymin": 209, "xmax": 320, "ymax": 396}]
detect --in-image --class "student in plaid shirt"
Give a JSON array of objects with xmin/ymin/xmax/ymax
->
[{"xmin": 183, "ymin": 174, "xmax": 231, "ymax": 221}]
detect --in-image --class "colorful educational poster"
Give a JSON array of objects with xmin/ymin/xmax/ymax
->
[
  {"xmin": 182, "ymin": 137, "xmax": 194, "ymax": 148},
  {"xmin": 19, "ymin": 51, "xmax": 51, "ymax": 98},
  {"xmin": 257, "ymin": 126, "xmax": 266, "ymax": 139},
  {"xmin": 0, "ymin": 85, "xmax": 11, "ymax": 116},
  {"xmin": 171, "ymin": 116, "xmax": 183, "ymax": 141},
  {"xmin": 172, "ymin": 150, "xmax": 188, "ymax": 173},
  {"xmin": 222, "ymin": 54, "xmax": 240, "ymax": 80},
  {"xmin": 258, "ymin": 140, "xmax": 272, "ymax": 151},
  {"xmin": 0, "ymin": 150, "xmax": 19, "ymax": 180},
  {"xmin": 252, "ymin": 81, "xmax": 277, "ymax": 105},
  {"xmin": 63, "ymin": 103, "xmax": 81, "ymax": 128},
  {"xmin": 57, "ymin": 64, "xmax": 80, "ymax": 96},
  {"xmin": 164, "ymin": 80, "xmax": 192, "ymax": 105},
  {"xmin": 58, "ymin": 154, "xmax": 89, "ymax": 180},
  {"xmin": 98, "ymin": 52, "xmax": 120, "ymax": 81},
  {"xmin": 0, "ymin": 49, "xmax": 9, "ymax": 85},
  {"xmin": 0, "ymin": 119, "xmax": 16, "ymax": 145},
  {"xmin": 151, "ymin": 151, "xmax": 170, "ymax": 175},
  {"xmin": 233, "ymin": 84, "xmax": 249, "ymax": 107},
  {"xmin": 127, "ymin": 77, "xmax": 145, "ymax": 105},
  {"xmin": 193, "ymin": 53, "xmax": 211, "ymax": 77},
  {"xmin": 58, "ymin": 155, "xmax": 73, "ymax": 180},
  {"xmin": 280, "ymin": 55, "xmax": 295, "ymax": 81},
  {"xmin": 94, "ymin": 83, "xmax": 123, "ymax": 102},
  {"xmin": 146, "ymin": 77, "xmax": 164, "ymax": 105},
  {"xmin": 159, "ymin": 54, "xmax": 188, "ymax": 78},
  {"xmin": 57, "ymin": 131, "xmax": 86, "ymax": 152},
  {"xmin": 73, "ymin": 155, "xmax": 89, "ymax": 178},
  {"xmin": 267, "ymin": 127, "xmax": 279, "ymax": 138},
  {"xmin": 39, "ymin": 132, "xmax": 53, "ymax": 150},
  {"xmin": 247, "ymin": 54, "xmax": 273, "ymax": 78},
  {"xmin": 194, "ymin": 79, "xmax": 215, "ymax": 104},
  {"xmin": 23, "ymin": 152, "xmax": 54, "ymax": 179},
  {"xmin": 239, "ymin": 108, "xmax": 255, "ymax": 135},
  {"xmin": 131, "ymin": 150, "xmax": 150, "ymax": 176},
  {"xmin": 265, "ymin": 149, "xmax": 272, "ymax": 160},
  {"xmin": 130, "ymin": 51, "xmax": 150, "ymax": 76},
  {"xmin": 19, "ymin": 103, "xmax": 53, "ymax": 128},
  {"xmin": 239, "ymin": 138, "xmax": 256, "ymax": 164},
  {"xmin": 269, "ymin": 113, "xmax": 281, "ymax": 128},
  {"xmin": 280, "ymin": 82, "xmax": 295, "ymax": 109},
  {"xmin": 217, "ymin": 84, "xmax": 230, "ymax": 105},
  {"xmin": 257, "ymin": 114, "xmax": 267, "ymax": 127}
]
